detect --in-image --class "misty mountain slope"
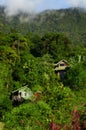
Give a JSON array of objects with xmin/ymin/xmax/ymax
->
[
  {"xmin": 32, "ymin": 8, "xmax": 86, "ymax": 44},
  {"xmin": 0, "ymin": 7, "xmax": 86, "ymax": 45}
]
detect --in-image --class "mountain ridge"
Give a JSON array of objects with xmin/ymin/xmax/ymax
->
[{"xmin": 0, "ymin": 6, "xmax": 86, "ymax": 45}]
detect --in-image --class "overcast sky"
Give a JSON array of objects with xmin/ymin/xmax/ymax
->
[{"xmin": 0, "ymin": 0, "xmax": 86, "ymax": 16}]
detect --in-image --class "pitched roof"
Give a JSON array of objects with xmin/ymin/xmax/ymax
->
[
  {"xmin": 54, "ymin": 59, "xmax": 69, "ymax": 66},
  {"xmin": 11, "ymin": 86, "xmax": 31, "ymax": 93}
]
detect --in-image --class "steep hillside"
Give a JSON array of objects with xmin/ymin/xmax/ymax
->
[
  {"xmin": 0, "ymin": 7, "xmax": 86, "ymax": 45},
  {"xmin": 32, "ymin": 8, "xmax": 86, "ymax": 45},
  {"xmin": 0, "ymin": 7, "xmax": 86, "ymax": 130}
]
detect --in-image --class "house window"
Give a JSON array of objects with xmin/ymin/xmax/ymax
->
[
  {"xmin": 25, "ymin": 93, "xmax": 27, "ymax": 96},
  {"xmin": 60, "ymin": 64, "xmax": 64, "ymax": 66},
  {"xmin": 20, "ymin": 92, "xmax": 21, "ymax": 96}
]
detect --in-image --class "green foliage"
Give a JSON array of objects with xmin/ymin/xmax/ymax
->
[
  {"xmin": 0, "ymin": 7, "xmax": 86, "ymax": 46},
  {"xmin": 64, "ymin": 62, "xmax": 86, "ymax": 90},
  {"xmin": 0, "ymin": 62, "xmax": 12, "ymax": 119},
  {"xmin": 30, "ymin": 33, "xmax": 73, "ymax": 61},
  {"xmin": 0, "ymin": 11, "xmax": 86, "ymax": 129},
  {"xmin": 4, "ymin": 102, "xmax": 52, "ymax": 130}
]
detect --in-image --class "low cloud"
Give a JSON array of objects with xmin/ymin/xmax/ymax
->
[
  {"xmin": 1, "ymin": 0, "xmax": 86, "ymax": 17},
  {"xmin": 4, "ymin": 0, "xmax": 42, "ymax": 16},
  {"xmin": 67, "ymin": 0, "xmax": 86, "ymax": 9}
]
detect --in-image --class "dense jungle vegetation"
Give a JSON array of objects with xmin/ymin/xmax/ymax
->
[
  {"xmin": 0, "ymin": 6, "xmax": 86, "ymax": 130},
  {"xmin": 0, "ymin": 7, "xmax": 86, "ymax": 45}
]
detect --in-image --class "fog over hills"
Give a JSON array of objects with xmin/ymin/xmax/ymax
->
[{"xmin": 0, "ymin": 6, "xmax": 86, "ymax": 45}]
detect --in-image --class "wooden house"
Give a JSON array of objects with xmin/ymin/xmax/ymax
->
[
  {"xmin": 54, "ymin": 60, "xmax": 69, "ymax": 79},
  {"xmin": 10, "ymin": 86, "xmax": 33, "ymax": 106}
]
